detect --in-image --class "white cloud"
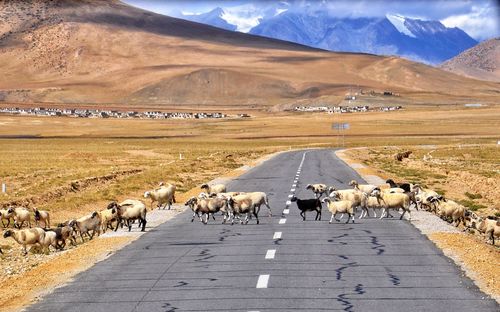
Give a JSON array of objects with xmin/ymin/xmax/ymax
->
[{"xmin": 441, "ymin": 5, "xmax": 499, "ymax": 40}]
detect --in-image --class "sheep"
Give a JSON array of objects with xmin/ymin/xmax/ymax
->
[
  {"xmin": 306, "ymin": 184, "xmax": 328, "ymax": 198},
  {"xmin": 322, "ymin": 197, "xmax": 356, "ymax": 224},
  {"xmin": 201, "ymin": 183, "xmax": 226, "ymax": 195},
  {"xmin": 468, "ymin": 215, "xmax": 500, "ymax": 245},
  {"xmin": 9, "ymin": 207, "xmax": 32, "ymax": 228},
  {"xmin": 385, "ymin": 179, "xmax": 412, "ymax": 193},
  {"xmin": 371, "ymin": 189, "xmax": 411, "ymax": 220},
  {"xmin": 33, "ymin": 208, "xmax": 50, "ymax": 229},
  {"xmin": 41, "ymin": 230, "xmax": 58, "ymax": 253},
  {"xmin": 434, "ymin": 198, "xmax": 466, "ymax": 227},
  {"xmin": 185, "ymin": 196, "xmax": 229, "ymax": 224},
  {"xmin": 290, "ymin": 196, "xmax": 322, "ymax": 221},
  {"xmin": 3, "ymin": 227, "xmax": 45, "ymax": 255},
  {"xmin": 108, "ymin": 200, "xmax": 147, "ymax": 232},
  {"xmin": 413, "ymin": 185, "xmax": 441, "ymax": 211},
  {"xmin": 98, "ymin": 207, "xmax": 118, "ymax": 233},
  {"xmin": 46, "ymin": 224, "xmax": 76, "ymax": 249},
  {"xmin": 69, "ymin": 211, "xmax": 102, "ymax": 242},
  {"xmin": 0, "ymin": 208, "xmax": 14, "ymax": 227},
  {"xmin": 328, "ymin": 188, "xmax": 366, "ymax": 219},
  {"xmin": 360, "ymin": 192, "xmax": 385, "ymax": 218},
  {"xmin": 348, "ymin": 180, "xmax": 379, "ymax": 195},
  {"xmin": 227, "ymin": 194, "xmax": 259, "ymax": 225},
  {"xmin": 144, "ymin": 183, "xmax": 176, "ymax": 210}
]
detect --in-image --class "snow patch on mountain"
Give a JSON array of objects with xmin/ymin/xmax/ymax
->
[
  {"xmin": 220, "ymin": 4, "xmax": 262, "ymax": 32},
  {"xmin": 386, "ymin": 14, "xmax": 416, "ymax": 38}
]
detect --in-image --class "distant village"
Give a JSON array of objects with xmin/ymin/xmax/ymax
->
[
  {"xmin": 292, "ymin": 105, "xmax": 403, "ymax": 113},
  {"xmin": 0, "ymin": 107, "xmax": 232, "ymax": 119}
]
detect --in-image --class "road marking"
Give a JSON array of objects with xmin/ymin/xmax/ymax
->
[
  {"xmin": 285, "ymin": 200, "xmax": 291, "ymax": 205},
  {"xmin": 283, "ymin": 208, "xmax": 289, "ymax": 214},
  {"xmin": 256, "ymin": 274, "xmax": 270, "ymax": 288},
  {"xmin": 265, "ymin": 249, "xmax": 276, "ymax": 259},
  {"xmin": 273, "ymin": 232, "xmax": 282, "ymax": 239},
  {"xmin": 292, "ymin": 184, "xmax": 296, "ymax": 187},
  {"xmin": 279, "ymin": 218, "xmax": 286, "ymax": 224},
  {"xmin": 288, "ymin": 194, "xmax": 293, "ymax": 198},
  {"xmin": 290, "ymin": 188, "xmax": 296, "ymax": 192}
]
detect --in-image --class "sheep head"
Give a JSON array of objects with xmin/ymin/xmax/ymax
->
[
  {"xmin": 107, "ymin": 202, "xmax": 119, "ymax": 210},
  {"xmin": 200, "ymin": 183, "xmax": 209, "ymax": 190},
  {"xmin": 305, "ymin": 184, "xmax": 313, "ymax": 190},
  {"xmin": 3, "ymin": 230, "xmax": 13, "ymax": 238},
  {"xmin": 290, "ymin": 196, "xmax": 298, "ymax": 202},
  {"xmin": 348, "ymin": 180, "xmax": 358, "ymax": 187}
]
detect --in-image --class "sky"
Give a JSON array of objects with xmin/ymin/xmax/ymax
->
[{"xmin": 123, "ymin": 0, "xmax": 499, "ymax": 40}]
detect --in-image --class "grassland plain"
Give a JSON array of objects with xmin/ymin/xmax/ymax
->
[{"xmin": 0, "ymin": 105, "xmax": 499, "ymax": 310}]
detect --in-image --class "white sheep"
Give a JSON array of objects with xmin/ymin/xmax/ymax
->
[
  {"xmin": 306, "ymin": 183, "xmax": 328, "ymax": 198},
  {"xmin": 468, "ymin": 215, "xmax": 500, "ymax": 245},
  {"xmin": 98, "ymin": 207, "xmax": 118, "ymax": 233},
  {"xmin": 9, "ymin": 207, "xmax": 32, "ymax": 228},
  {"xmin": 328, "ymin": 188, "xmax": 365, "ymax": 219},
  {"xmin": 70, "ymin": 211, "xmax": 102, "ymax": 242},
  {"xmin": 108, "ymin": 200, "xmax": 147, "ymax": 232},
  {"xmin": 360, "ymin": 193, "xmax": 385, "ymax": 218},
  {"xmin": 41, "ymin": 230, "xmax": 58, "ymax": 253},
  {"xmin": 371, "ymin": 190, "xmax": 411, "ymax": 220},
  {"xmin": 322, "ymin": 197, "xmax": 356, "ymax": 224},
  {"xmin": 348, "ymin": 180, "xmax": 379, "ymax": 194},
  {"xmin": 0, "ymin": 208, "xmax": 14, "ymax": 227},
  {"xmin": 435, "ymin": 198, "xmax": 466, "ymax": 227},
  {"xmin": 33, "ymin": 208, "xmax": 50, "ymax": 229},
  {"xmin": 144, "ymin": 183, "xmax": 176, "ymax": 210},
  {"xmin": 3, "ymin": 227, "xmax": 45, "ymax": 255},
  {"xmin": 201, "ymin": 183, "xmax": 226, "ymax": 195}
]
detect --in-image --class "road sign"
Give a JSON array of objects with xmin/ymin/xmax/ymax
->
[{"xmin": 332, "ymin": 123, "xmax": 350, "ymax": 130}]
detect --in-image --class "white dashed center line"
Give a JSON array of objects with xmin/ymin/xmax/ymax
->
[
  {"xmin": 283, "ymin": 208, "xmax": 289, "ymax": 214},
  {"xmin": 265, "ymin": 249, "xmax": 276, "ymax": 259},
  {"xmin": 273, "ymin": 232, "xmax": 282, "ymax": 239},
  {"xmin": 279, "ymin": 218, "xmax": 287, "ymax": 224},
  {"xmin": 288, "ymin": 194, "xmax": 293, "ymax": 198},
  {"xmin": 256, "ymin": 274, "xmax": 270, "ymax": 288}
]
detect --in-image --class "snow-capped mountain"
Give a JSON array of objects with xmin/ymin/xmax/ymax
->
[
  {"xmin": 179, "ymin": 7, "xmax": 477, "ymax": 64},
  {"xmin": 182, "ymin": 7, "xmax": 236, "ymax": 31}
]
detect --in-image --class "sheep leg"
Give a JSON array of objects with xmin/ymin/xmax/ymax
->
[
  {"xmin": 329, "ymin": 213, "xmax": 335, "ymax": 224},
  {"xmin": 211, "ymin": 213, "xmax": 216, "ymax": 221},
  {"xmin": 191, "ymin": 212, "xmax": 196, "ymax": 222},
  {"xmin": 253, "ymin": 211, "xmax": 259, "ymax": 225},
  {"xmin": 141, "ymin": 218, "xmax": 147, "ymax": 232},
  {"xmin": 345, "ymin": 213, "xmax": 351, "ymax": 224},
  {"xmin": 300, "ymin": 211, "xmax": 305, "ymax": 221},
  {"xmin": 380, "ymin": 209, "xmax": 386, "ymax": 219}
]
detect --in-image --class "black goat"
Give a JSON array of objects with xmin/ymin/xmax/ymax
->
[
  {"xmin": 386, "ymin": 179, "xmax": 411, "ymax": 192},
  {"xmin": 291, "ymin": 196, "xmax": 322, "ymax": 221}
]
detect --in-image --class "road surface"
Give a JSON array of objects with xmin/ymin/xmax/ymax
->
[{"xmin": 28, "ymin": 149, "xmax": 498, "ymax": 312}]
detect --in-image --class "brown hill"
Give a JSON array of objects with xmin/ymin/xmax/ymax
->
[
  {"xmin": 440, "ymin": 38, "xmax": 500, "ymax": 82},
  {"xmin": 0, "ymin": 0, "xmax": 498, "ymax": 108}
]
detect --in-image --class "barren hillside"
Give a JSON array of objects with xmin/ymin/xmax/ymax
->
[
  {"xmin": 0, "ymin": 0, "xmax": 498, "ymax": 108},
  {"xmin": 440, "ymin": 38, "xmax": 500, "ymax": 82}
]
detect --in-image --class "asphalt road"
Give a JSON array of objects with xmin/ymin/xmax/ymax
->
[{"xmin": 28, "ymin": 149, "xmax": 498, "ymax": 312}]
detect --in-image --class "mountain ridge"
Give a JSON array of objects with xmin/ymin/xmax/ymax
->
[{"xmin": 0, "ymin": 0, "xmax": 497, "ymax": 108}]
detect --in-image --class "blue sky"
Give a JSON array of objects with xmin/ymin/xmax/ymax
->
[{"xmin": 123, "ymin": 0, "xmax": 499, "ymax": 40}]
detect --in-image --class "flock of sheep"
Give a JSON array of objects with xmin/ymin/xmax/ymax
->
[
  {"xmin": 292, "ymin": 179, "xmax": 499, "ymax": 245},
  {"xmin": 0, "ymin": 182, "xmax": 177, "ymax": 255},
  {"xmin": 1, "ymin": 176, "xmax": 498, "ymax": 256}
]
